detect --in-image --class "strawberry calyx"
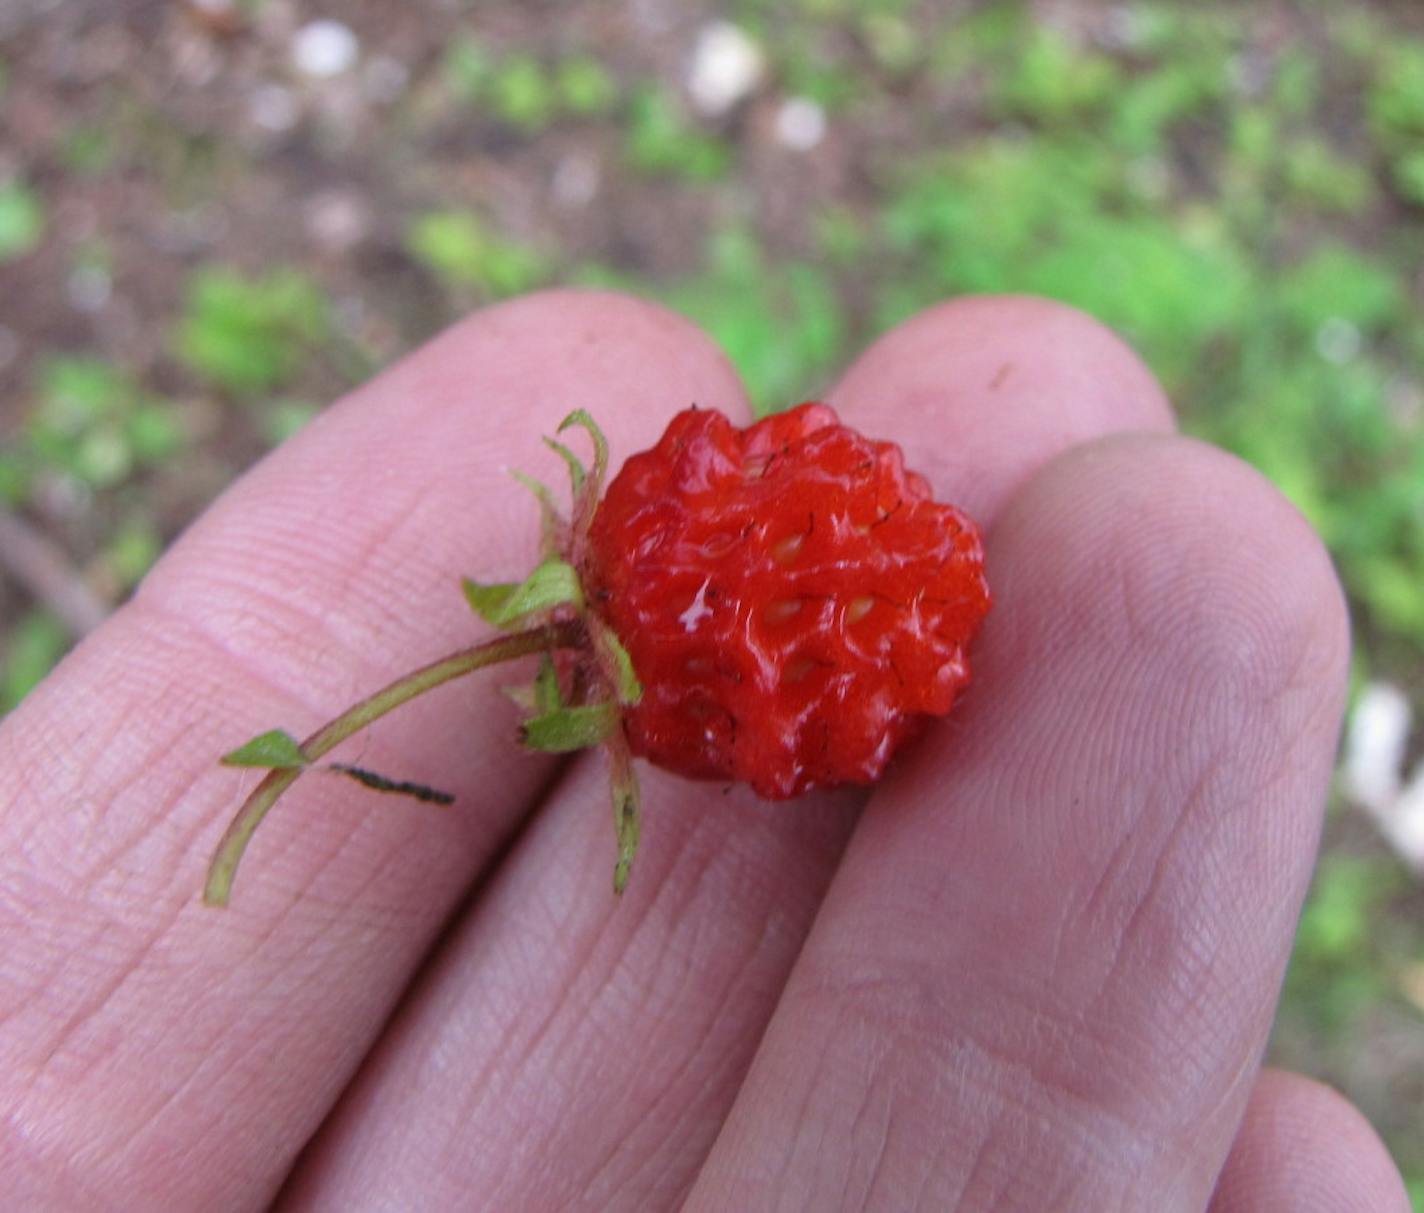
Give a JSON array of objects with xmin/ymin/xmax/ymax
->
[
  {"xmin": 205, "ymin": 402, "xmax": 992, "ymax": 908},
  {"xmin": 204, "ymin": 410, "xmax": 644, "ymax": 908}
]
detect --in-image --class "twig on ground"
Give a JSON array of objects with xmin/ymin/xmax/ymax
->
[{"xmin": 0, "ymin": 507, "xmax": 110, "ymax": 637}]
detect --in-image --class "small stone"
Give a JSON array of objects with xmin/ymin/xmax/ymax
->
[
  {"xmin": 172, "ymin": 29, "xmax": 222, "ymax": 88},
  {"xmin": 292, "ymin": 19, "xmax": 359, "ymax": 79},
  {"xmin": 250, "ymin": 83, "xmax": 300, "ymax": 132},
  {"xmin": 552, "ymin": 153, "xmax": 600, "ymax": 209},
  {"xmin": 775, "ymin": 97, "xmax": 826, "ymax": 151},
  {"xmin": 687, "ymin": 21, "xmax": 764, "ymax": 117},
  {"xmin": 362, "ymin": 55, "xmax": 409, "ymax": 104},
  {"xmin": 66, "ymin": 264, "xmax": 112, "ymax": 313},
  {"xmin": 304, "ymin": 190, "xmax": 372, "ymax": 253},
  {"xmin": 184, "ymin": 0, "xmax": 242, "ymax": 35},
  {"xmin": 1343, "ymin": 682, "xmax": 1410, "ymax": 811},
  {"xmin": 0, "ymin": 324, "xmax": 18, "ymax": 372},
  {"xmin": 1385, "ymin": 778, "xmax": 1424, "ymax": 873}
]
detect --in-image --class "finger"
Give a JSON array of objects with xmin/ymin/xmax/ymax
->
[
  {"xmin": 827, "ymin": 293, "xmax": 1175, "ymax": 519},
  {"xmin": 685, "ymin": 436, "xmax": 1351, "ymax": 1211},
  {"xmin": 1210, "ymin": 1069, "xmax": 1410, "ymax": 1212},
  {"xmin": 0, "ymin": 290, "xmax": 747, "ymax": 1209},
  {"xmin": 277, "ymin": 299, "xmax": 1175, "ymax": 1211}
]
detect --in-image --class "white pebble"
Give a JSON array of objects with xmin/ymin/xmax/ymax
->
[
  {"xmin": 552, "ymin": 153, "xmax": 600, "ymax": 209},
  {"xmin": 363, "ymin": 55, "xmax": 409, "ymax": 104},
  {"xmin": 1343, "ymin": 682, "xmax": 1411, "ymax": 811},
  {"xmin": 292, "ymin": 19, "xmax": 359, "ymax": 79},
  {"xmin": 1384, "ymin": 777, "xmax": 1424, "ymax": 874},
  {"xmin": 687, "ymin": 21, "xmax": 764, "ymax": 117},
  {"xmin": 250, "ymin": 82, "xmax": 300, "ymax": 132},
  {"xmin": 66, "ymin": 264, "xmax": 112, "ymax": 313},
  {"xmin": 775, "ymin": 96, "xmax": 826, "ymax": 151},
  {"xmin": 303, "ymin": 190, "xmax": 371, "ymax": 252}
]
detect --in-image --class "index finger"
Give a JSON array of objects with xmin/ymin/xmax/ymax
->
[{"xmin": 0, "ymin": 290, "xmax": 747, "ymax": 1209}]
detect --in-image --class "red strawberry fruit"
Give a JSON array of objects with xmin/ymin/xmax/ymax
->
[
  {"xmin": 583, "ymin": 404, "xmax": 990, "ymax": 799},
  {"xmin": 206, "ymin": 403, "xmax": 990, "ymax": 904}
]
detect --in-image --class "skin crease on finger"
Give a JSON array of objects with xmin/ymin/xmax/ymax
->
[
  {"xmin": 682, "ymin": 436, "xmax": 1356, "ymax": 1211},
  {"xmin": 270, "ymin": 298, "xmax": 1184, "ymax": 1211}
]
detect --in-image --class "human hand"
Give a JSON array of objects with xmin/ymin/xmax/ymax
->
[{"xmin": 0, "ymin": 292, "xmax": 1408, "ymax": 1211}]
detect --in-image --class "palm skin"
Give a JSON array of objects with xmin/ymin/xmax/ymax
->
[{"xmin": 0, "ymin": 291, "xmax": 1408, "ymax": 1212}]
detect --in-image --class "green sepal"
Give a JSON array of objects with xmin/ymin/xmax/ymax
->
[
  {"xmin": 501, "ymin": 653, "xmax": 564, "ymax": 713},
  {"xmin": 509, "ymin": 469, "xmax": 563, "ymax": 555},
  {"xmin": 502, "ymin": 683, "xmax": 538, "ymax": 712},
  {"xmin": 543, "ymin": 436, "xmax": 586, "ymax": 499},
  {"xmin": 608, "ymin": 735, "xmax": 640, "ymax": 894},
  {"xmin": 520, "ymin": 702, "xmax": 617, "ymax": 752},
  {"xmin": 534, "ymin": 653, "xmax": 564, "ymax": 712},
  {"xmin": 221, "ymin": 729, "xmax": 308, "ymax": 768},
  {"xmin": 558, "ymin": 409, "xmax": 609, "ymax": 534},
  {"xmin": 592, "ymin": 621, "xmax": 642, "ymax": 706},
  {"xmin": 557, "ymin": 409, "xmax": 608, "ymax": 489},
  {"xmin": 612, "ymin": 772, "xmax": 639, "ymax": 895},
  {"xmin": 463, "ymin": 558, "xmax": 584, "ymax": 628}
]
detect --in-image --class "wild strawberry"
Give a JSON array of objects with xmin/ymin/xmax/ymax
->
[
  {"xmin": 582, "ymin": 404, "xmax": 990, "ymax": 799},
  {"xmin": 206, "ymin": 404, "xmax": 989, "ymax": 904}
]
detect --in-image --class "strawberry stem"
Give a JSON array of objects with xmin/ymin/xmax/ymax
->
[{"xmin": 203, "ymin": 619, "xmax": 585, "ymax": 907}]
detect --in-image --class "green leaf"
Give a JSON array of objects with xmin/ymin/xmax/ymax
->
[
  {"xmin": 222, "ymin": 728, "xmax": 308, "ymax": 768},
  {"xmin": 490, "ymin": 54, "xmax": 557, "ymax": 132},
  {"xmin": 174, "ymin": 267, "xmax": 329, "ymax": 396},
  {"xmin": 462, "ymin": 558, "xmax": 583, "ymax": 628},
  {"xmin": 625, "ymin": 86, "xmax": 731, "ymax": 182},
  {"xmin": 1393, "ymin": 147, "xmax": 1424, "ymax": 206},
  {"xmin": 2, "ymin": 611, "xmax": 67, "ymax": 712},
  {"xmin": 104, "ymin": 521, "xmax": 161, "ymax": 587},
  {"xmin": 462, "ymin": 578, "xmax": 519, "ymax": 622},
  {"xmin": 0, "ymin": 181, "xmax": 44, "ymax": 262},
  {"xmin": 405, "ymin": 210, "xmax": 547, "ymax": 296},
  {"xmin": 521, "ymin": 702, "xmax": 617, "ymax": 752},
  {"xmin": 442, "ymin": 36, "xmax": 493, "ymax": 102},
  {"xmin": 494, "ymin": 557, "xmax": 583, "ymax": 620},
  {"xmin": 1278, "ymin": 245, "xmax": 1402, "ymax": 335},
  {"xmin": 556, "ymin": 56, "xmax": 617, "ymax": 115}
]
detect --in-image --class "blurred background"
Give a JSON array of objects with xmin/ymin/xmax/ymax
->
[{"xmin": 1, "ymin": 0, "xmax": 1422, "ymax": 1197}]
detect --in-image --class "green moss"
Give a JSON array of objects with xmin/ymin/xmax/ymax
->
[
  {"xmin": 0, "ymin": 180, "xmax": 44, "ymax": 262},
  {"xmin": 174, "ymin": 268, "xmax": 329, "ymax": 396},
  {"xmin": 489, "ymin": 55, "xmax": 558, "ymax": 132},
  {"xmin": 625, "ymin": 86, "xmax": 731, "ymax": 182},
  {"xmin": 405, "ymin": 211, "xmax": 547, "ymax": 296},
  {"xmin": 2, "ymin": 612, "xmax": 68, "ymax": 713}
]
